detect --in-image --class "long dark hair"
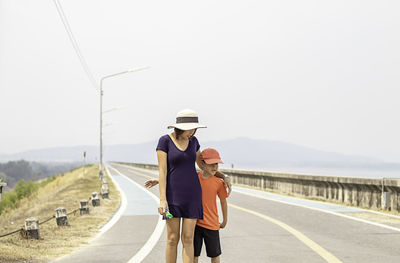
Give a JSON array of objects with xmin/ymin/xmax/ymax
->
[{"xmin": 174, "ymin": 128, "xmax": 197, "ymax": 140}]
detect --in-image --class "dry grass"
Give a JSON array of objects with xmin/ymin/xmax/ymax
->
[{"xmin": 0, "ymin": 165, "xmax": 121, "ymax": 263}]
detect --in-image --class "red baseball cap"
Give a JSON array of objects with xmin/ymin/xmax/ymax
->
[{"xmin": 200, "ymin": 148, "xmax": 224, "ymax": 164}]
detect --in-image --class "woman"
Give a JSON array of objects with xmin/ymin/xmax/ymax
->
[{"xmin": 156, "ymin": 109, "xmax": 230, "ymax": 263}]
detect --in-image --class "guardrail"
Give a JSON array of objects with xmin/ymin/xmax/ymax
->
[{"xmin": 118, "ymin": 162, "xmax": 400, "ymax": 213}]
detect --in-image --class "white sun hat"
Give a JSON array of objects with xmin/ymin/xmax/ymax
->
[{"xmin": 167, "ymin": 109, "xmax": 207, "ymax": 130}]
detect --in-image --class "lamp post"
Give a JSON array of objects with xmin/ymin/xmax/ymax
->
[{"xmin": 99, "ymin": 67, "xmax": 149, "ymax": 176}]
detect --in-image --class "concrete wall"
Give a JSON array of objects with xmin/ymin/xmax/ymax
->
[
  {"xmin": 119, "ymin": 162, "xmax": 400, "ymax": 212},
  {"xmin": 221, "ymin": 169, "xmax": 400, "ymax": 212}
]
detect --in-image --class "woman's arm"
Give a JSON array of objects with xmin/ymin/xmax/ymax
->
[
  {"xmin": 196, "ymin": 147, "xmax": 231, "ymax": 194},
  {"xmin": 195, "ymin": 150, "xmax": 204, "ymax": 171},
  {"xmin": 157, "ymin": 150, "xmax": 168, "ymax": 215},
  {"xmin": 215, "ymin": 171, "xmax": 232, "ymax": 195},
  {"xmin": 219, "ymin": 198, "xmax": 228, "ymax": 228}
]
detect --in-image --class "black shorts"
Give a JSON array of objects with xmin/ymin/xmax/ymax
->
[{"xmin": 193, "ymin": 225, "xmax": 221, "ymax": 258}]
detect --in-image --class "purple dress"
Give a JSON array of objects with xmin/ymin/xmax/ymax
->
[{"xmin": 156, "ymin": 134, "xmax": 203, "ymax": 219}]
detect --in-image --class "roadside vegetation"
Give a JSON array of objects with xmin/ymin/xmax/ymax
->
[
  {"xmin": 0, "ymin": 160, "xmax": 81, "ymax": 188},
  {"xmin": 0, "ymin": 165, "xmax": 121, "ymax": 263},
  {"xmin": 0, "ymin": 177, "xmax": 56, "ymax": 215}
]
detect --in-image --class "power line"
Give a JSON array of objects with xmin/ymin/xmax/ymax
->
[{"xmin": 53, "ymin": 0, "xmax": 99, "ymax": 92}]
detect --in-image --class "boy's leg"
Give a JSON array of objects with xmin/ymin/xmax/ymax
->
[
  {"xmin": 203, "ymin": 229, "xmax": 222, "ymax": 259},
  {"xmin": 211, "ymin": 256, "xmax": 220, "ymax": 263},
  {"xmin": 193, "ymin": 225, "xmax": 203, "ymax": 259},
  {"xmin": 165, "ymin": 218, "xmax": 181, "ymax": 263},
  {"xmin": 181, "ymin": 218, "xmax": 197, "ymax": 263},
  {"xmin": 194, "ymin": 257, "xmax": 199, "ymax": 263}
]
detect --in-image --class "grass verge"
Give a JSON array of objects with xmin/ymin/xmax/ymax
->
[{"xmin": 0, "ymin": 165, "xmax": 121, "ymax": 263}]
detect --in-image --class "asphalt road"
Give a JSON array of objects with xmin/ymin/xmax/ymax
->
[{"xmin": 55, "ymin": 163, "xmax": 400, "ymax": 263}]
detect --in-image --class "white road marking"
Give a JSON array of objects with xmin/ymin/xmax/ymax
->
[
  {"xmin": 234, "ymin": 186, "xmax": 400, "ymax": 233},
  {"xmin": 108, "ymin": 164, "xmax": 165, "ymax": 263},
  {"xmin": 92, "ymin": 165, "xmax": 128, "ymax": 239},
  {"xmin": 112, "ymin": 163, "xmax": 158, "ymax": 179},
  {"xmin": 229, "ymin": 203, "xmax": 343, "ymax": 263}
]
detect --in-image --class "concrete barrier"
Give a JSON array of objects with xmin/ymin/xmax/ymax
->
[
  {"xmin": 221, "ymin": 169, "xmax": 400, "ymax": 212},
  {"xmin": 117, "ymin": 162, "xmax": 400, "ymax": 212}
]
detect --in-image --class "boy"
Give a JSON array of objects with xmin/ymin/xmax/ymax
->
[{"xmin": 145, "ymin": 148, "xmax": 228, "ymax": 263}]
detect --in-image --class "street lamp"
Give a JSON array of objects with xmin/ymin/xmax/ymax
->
[
  {"xmin": 103, "ymin": 106, "xmax": 128, "ymax": 114},
  {"xmin": 99, "ymin": 66, "xmax": 149, "ymax": 176}
]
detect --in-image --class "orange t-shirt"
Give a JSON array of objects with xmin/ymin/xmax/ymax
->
[{"xmin": 196, "ymin": 172, "xmax": 228, "ymax": 230}]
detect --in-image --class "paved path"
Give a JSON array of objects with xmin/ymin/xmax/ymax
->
[
  {"xmin": 55, "ymin": 165, "xmax": 162, "ymax": 263},
  {"xmin": 55, "ymin": 163, "xmax": 400, "ymax": 263}
]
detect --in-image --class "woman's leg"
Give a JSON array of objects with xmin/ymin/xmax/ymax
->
[
  {"xmin": 181, "ymin": 218, "xmax": 197, "ymax": 263},
  {"xmin": 166, "ymin": 218, "xmax": 181, "ymax": 263}
]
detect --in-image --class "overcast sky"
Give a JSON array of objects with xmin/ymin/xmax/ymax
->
[{"xmin": 0, "ymin": 0, "xmax": 399, "ymax": 162}]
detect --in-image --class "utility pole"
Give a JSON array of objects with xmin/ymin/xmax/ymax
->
[{"xmin": 83, "ymin": 151, "xmax": 86, "ymax": 177}]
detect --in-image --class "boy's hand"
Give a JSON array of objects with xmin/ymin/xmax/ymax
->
[
  {"xmin": 220, "ymin": 221, "xmax": 227, "ymax": 229},
  {"xmin": 144, "ymin": 179, "xmax": 159, "ymax": 188}
]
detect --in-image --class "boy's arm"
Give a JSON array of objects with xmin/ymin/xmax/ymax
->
[
  {"xmin": 144, "ymin": 179, "xmax": 159, "ymax": 188},
  {"xmin": 219, "ymin": 198, "xmax": 228, "ymax": 229}
]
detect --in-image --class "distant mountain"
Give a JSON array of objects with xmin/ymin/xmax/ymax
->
[
  {"xmin": 204, "ymin": 137, "xmax": 386, "ymax": 168},
  {"xmin": 1, "ymin": 138, "xmax": 400, "ymax": 173},
  {"xmin": 0, "ymin": 142, "xmax": 158, "ymax": 164},
  {"xmin": 0, "ymin": 145, "xmax": 98, "ymax": 163},
  {"xmin": 203, "ymin": 137, "xmax": 400, "ymax": 175}
]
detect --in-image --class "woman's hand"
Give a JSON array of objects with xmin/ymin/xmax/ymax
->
[
  {"xmin": 158, "ymin": 200, "xmax": 168, "ymax": 216},
  {"xmin": 215, "ymin": 171, "xmax": 232, "ymax": 195},
  {"xmin": 223, "ymin": 176, "xmax": 232, "ymax": 195},
  {"xmin": 144, "ymin": 179, "xmax": 159, "ymax": 188}
]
